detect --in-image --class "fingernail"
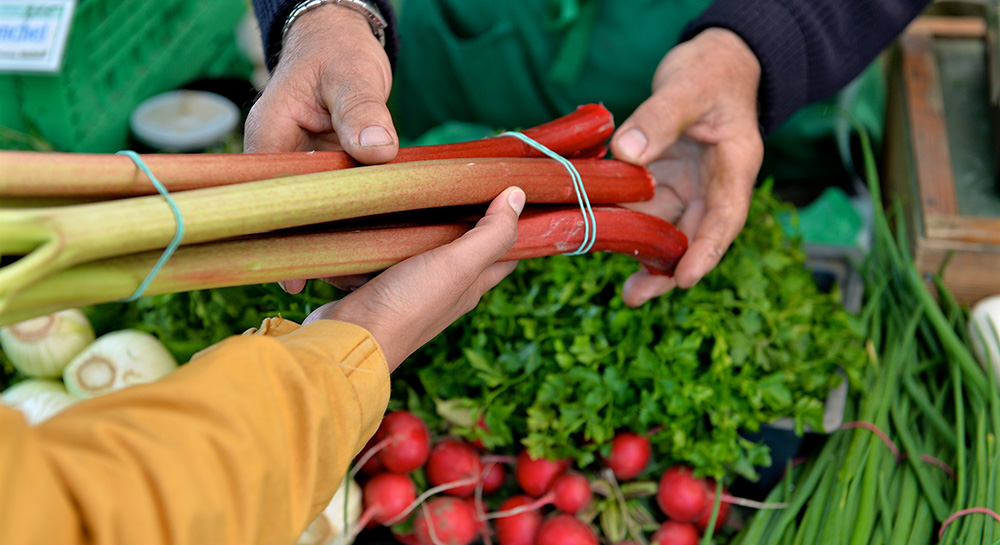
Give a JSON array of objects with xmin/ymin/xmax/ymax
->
[
  {"xmin": 508, "ymin": 188, "xmax": 526, "ymax": 215},
  {"xmin": 359, "ymin": 125, "xmax": 393, "ymax": 147},
  {"xmin": 617, "ymin": 128, "xmax": 648, "ymax": 161}
]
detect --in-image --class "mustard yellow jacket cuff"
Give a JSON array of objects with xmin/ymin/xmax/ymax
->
[{"xmin": 0, "ymin": 318, "xmax": 390, "ymax": 545}]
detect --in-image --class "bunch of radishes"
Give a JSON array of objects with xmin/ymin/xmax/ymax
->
[{"xmin": 350, "ymin": 411, "xmax": 734, "ymax": 545}]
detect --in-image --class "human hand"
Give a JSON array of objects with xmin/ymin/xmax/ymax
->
[
  {"xmin": 609, "ymin": 28, "xmax": 763, "ymax": 307},
  {"xmin": 302, "ymin": 187, "xmax": 526, "ymax": 372},
  {"xmin": 244, "ymin": 3, "xmax": 398, "ymax": 163}
]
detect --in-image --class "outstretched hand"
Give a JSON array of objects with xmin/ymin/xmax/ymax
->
[
  {"xmin": 244, "ymin": 4, "xmax": 398, "ymax": 164},
  {"xmin": 610, "ymin": 28, "xmax": 764, "ymax": 307},
  {"xmin": 303, "ymin": 188, "xmax": 526, "ymax": 372}
]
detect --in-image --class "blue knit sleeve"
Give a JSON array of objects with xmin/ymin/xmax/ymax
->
[{"xmin": 680, "ymin": 0, "xmax": 931, "ymax": 134}]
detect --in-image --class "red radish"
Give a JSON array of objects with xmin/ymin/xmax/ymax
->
[
  {"xmin": 426, "ymin": 439, "xmax": 483, "ymax": 497},
  {"xmin": 515, "ymin": 450, "xmax": 571, "ymax": 497},
  {"xmin": 695, "ymin": 480, "xmax": 731, "ymax": 531},
  {"xmin": 605, "ymin": 432, "xmax": 652, "ymax": 480},
  {"xmin": 493, "ymin": 495, "xmax": 543, "ymax": 545},
  {"xmin": 657, "ymin": 466, "xmax": 710, "ymax": 522},
  {"xmin": 376, "ymin": 411, "xmax": 431, "ymax": 474},
  {"xmin": 549, "ymin": 472, "xmax": 592, "ymax": 515},
  {"xmin": 650, "ymin": 521, "xmax": 700, "ymax": 545},
  {"xmin": 362, "ymin": 472, "xmax": 418, "ymax": 525},
  {"xmin": 534, "ymin": 514, "xmax": 598, "ymax": 545},
  {"xmin": 461, "ymin": 497, "xmax": 487, "ymax": 539},
  {"xmin": 354, "ymin": 436, "xmax": 387, "ymax": 476},
  {"xmin": 413, "ymin": 497, "xmax": 480, "ymax": 545},
  {"xmin": 482, "ymin": 461, "xmax": 507, "ymax": 494}
]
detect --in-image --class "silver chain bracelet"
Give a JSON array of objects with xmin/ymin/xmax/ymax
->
[{"xmin": 281, "ymin": 0, "xmax": 387, "ymax": 48}]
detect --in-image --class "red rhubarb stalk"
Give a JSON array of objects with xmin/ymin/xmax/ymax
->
[
  {"xmin": 0, "ymin": 104, "xmax": 614, "ymax": 198},
  {"xmin": 0, "ymin": 206, "xmax": 687, "ymax": 325}
]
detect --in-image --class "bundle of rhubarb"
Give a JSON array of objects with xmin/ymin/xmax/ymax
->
[{"xmin": 0, "ymin": 105, "xmax": 687, "ymax": 326}]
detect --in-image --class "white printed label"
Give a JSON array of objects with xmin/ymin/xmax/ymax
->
[{"xmin": 0, "ymin": 1, "xmax": 75, "ymax": 73}]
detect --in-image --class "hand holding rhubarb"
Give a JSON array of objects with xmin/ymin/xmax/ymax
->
[
  {"xmin": 303, "ymin": 187, "xmax": 525, "ymax": 371},
  {"xmin": 610, "ymin": 28, "xmax": 763, "ymax": 306}
]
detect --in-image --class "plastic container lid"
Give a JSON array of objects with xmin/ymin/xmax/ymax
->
[{"xmin": 129, "ymin": 90, "xmax": 240, "ymax": 152}]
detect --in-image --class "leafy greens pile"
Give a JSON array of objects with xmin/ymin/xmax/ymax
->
[{"xmin": 399, "ymin": 183, "xmax": 869, "ymax": 480}]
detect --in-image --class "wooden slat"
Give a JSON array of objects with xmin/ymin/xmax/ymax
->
[
  {"xmin": 914, "ymin": 237, "xmax": 1000, "ymax": 304},
  {"xmin": 900, "ymin": 31, "xmax": 961, "ymax": 216},
  {"xmin": 907, "ymin": 16, "xmax": 988, "ymax": 38},
  {"xmin": 926, "ymin": 214, "xmax": 1000, "ymax": 244}
]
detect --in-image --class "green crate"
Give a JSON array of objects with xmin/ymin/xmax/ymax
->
[{"xmin": 0, "ymin": 0, "xmax": 252, "ymax": 152}]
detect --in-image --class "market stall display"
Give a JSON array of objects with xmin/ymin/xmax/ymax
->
[{"xmin": 1, "ymin": 42, "xmax": 999, "ymax": 541}]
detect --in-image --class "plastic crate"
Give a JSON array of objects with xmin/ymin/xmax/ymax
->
[{"xmin": 0, "ymin": 0, "xmax": 252, "ymax": 152}]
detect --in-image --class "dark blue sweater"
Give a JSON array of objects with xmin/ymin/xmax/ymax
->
[{"xmin": 252, "ymin": 0, "xmax": 932, "ymax": 134}]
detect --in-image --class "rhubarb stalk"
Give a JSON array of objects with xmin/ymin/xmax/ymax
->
[
  {"xmin": 0, "ymin": 158, "xmax": 653, "ymax": 304},
  {"xmin": 0, "ymin": 104, "xmax": 614, "ymax": 199},
  {"xmin": 0, "ymin": 207, "xmax": 687, "ymax": 325}
]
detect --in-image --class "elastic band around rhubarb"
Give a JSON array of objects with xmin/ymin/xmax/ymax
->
[
  {"xmin": 499, "ymin": 131, "xmax": 596, "ymax": 255},
  {"xmin": 115, "ymin": 151, "xmax": 185, "ymax": 302}
]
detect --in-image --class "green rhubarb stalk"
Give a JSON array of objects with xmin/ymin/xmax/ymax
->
[
  {"xmin": 0, "ymin": 206, "xmax": 686, "ymax": 325},
  {"xmin": 0, "ymin": 104, "xmax": 614, "ymax": 199},
  {"xmin": 0, "ymin": 157, "xmax": 655, "ymax": 308}
]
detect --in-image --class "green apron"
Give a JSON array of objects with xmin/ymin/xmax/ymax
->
[{"xmin": 391, "ymin": 0, "xmax": 885, "ymax": 184}]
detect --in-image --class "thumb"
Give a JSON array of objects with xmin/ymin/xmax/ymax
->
[
  {"xmin": 448, "ymin": 187, "xmax": 525, "ymax": 271},
  {"xmin": 320, "ymin": 66, "xmax": 398, "ymax": 164},
  {"xmin": 610, "ymin": 84, "xmax": 697, "ymax": 166}
]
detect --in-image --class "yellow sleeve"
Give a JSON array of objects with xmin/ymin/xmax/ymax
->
[{"xmin": 0, "ymin": 318, "xmax": 390, "ymax": 545}]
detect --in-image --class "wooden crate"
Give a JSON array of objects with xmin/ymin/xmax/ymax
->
[{"xmin": 884, "ymin": 15, "xmax": 1000, "ymax": 304}]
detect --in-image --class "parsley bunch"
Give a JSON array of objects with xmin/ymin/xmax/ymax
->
[{"xmin": 401, "ymin": 184, "xmax": 868, "ymax": 480}]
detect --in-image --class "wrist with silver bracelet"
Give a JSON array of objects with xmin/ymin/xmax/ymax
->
[{"xmin": 281, "ymin": 0, "xmax": 388, "ymax": 49}]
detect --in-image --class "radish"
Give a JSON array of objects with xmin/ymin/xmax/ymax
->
[
  {"xmin": 533, "ymin": 514, "xmax": 598, "ymax": 545},
  {"xmin": 515, "ymin": 450, "xmax": 570, "ymax": 497},
  {"xmin": 375, "ymin": 411, "xmax": 431, "ymax": 474},
  {"xmin": 426, "ymin": 439, "xmax": 483, "ymax": 497},
  {"xmin": 481, "ymin": 461, "xmax": 506, "ymax": 493},
  {"xmin": 650, "ymin": 520, "xmax": 700, "ymax": 545},
  {"xmin": 548, "ymin": 472, "xmax": 592, "ymax": 515},
  {"xmin": 604, "ymin": 432, "xmax": 651, "ymax": 480},
  {"xmin": 354, "ymin": 436, "xmax": 387, "ymax": 476},
  {"xmin": 656, "ymin": 466, "xmax": 710, "ymax": 522},
  {"xmin": 412, "ymin": 496, "xmax": 480, "ymax": 545},
  {"xmin": 361, "ymin": 472, "xmax": 417, "ymax": 526},
  {"xmin": 695, "ymin": 479, "xmax": 731, "ymax": 531},
  {"xmin": 493, "ymin": 495, "xmax": 543, "ymax": 545}
]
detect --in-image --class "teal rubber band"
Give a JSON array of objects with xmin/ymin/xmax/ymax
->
[
  {"xmin": 498, "ymin": 131, "xmax": 596, "ymax": 255},
  {"xmin": 116, "ymin": 150, "xmax": 186, "ymax": 302}
]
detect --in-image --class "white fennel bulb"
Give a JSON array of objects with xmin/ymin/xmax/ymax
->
[
  {"xmin": 1, "ymin": 379, "xmax": 78, "ymax": 424},
  {"xmin": 297, "ymin": 476, "xmax": 363, "ymax": 545},
  {"xmin": 0, "ymin": 309, "xmax": 95, "ymax": 378},
  {"xmin": 63, "ymin": 330, "xmax": 178, "ymax": 398},
  {"xmin": 969, "ymin": 294, "xmax": 1000, "ymax": 388}
]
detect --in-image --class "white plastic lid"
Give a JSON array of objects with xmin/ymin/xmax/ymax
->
[{"xmin": 129, "ymin": 90, "xmax": 240, "ymax": 152}]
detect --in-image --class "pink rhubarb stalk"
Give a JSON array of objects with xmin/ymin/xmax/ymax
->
[{"xmin": 0, "ymin": 104, "xmax": 614, "ymax": 199}]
